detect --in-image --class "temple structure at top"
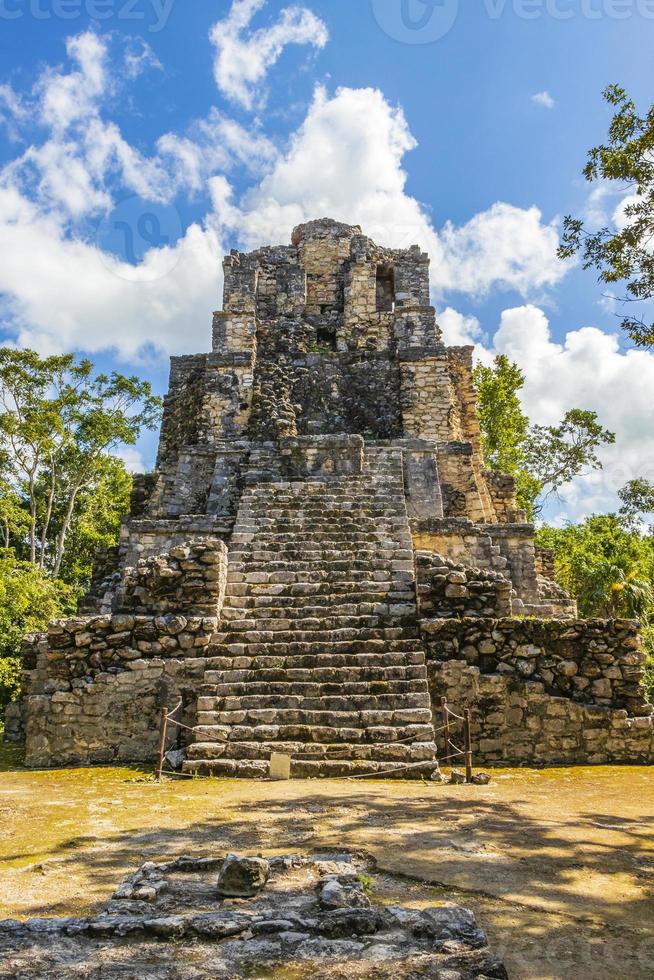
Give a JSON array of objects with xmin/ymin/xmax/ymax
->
[{"xmin": 117, "ymin": 217, "xmax": 572, "ymax": 618}]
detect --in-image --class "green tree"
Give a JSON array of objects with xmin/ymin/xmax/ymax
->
[
  {"xmin": 53, "ymin": 456, "xmax": 132, "ymax": 588},
  {"xmin": 0, "ymin": 554, "xmax": 77, "ymax": 709},
  {"xmin": 0, "ymin": 348, "xmax": 160, "ymax": 577},
  {"xmin": 523, "ymin": 409, "xmax": 615, "ymax": 508},
  {"xmin": 618, "ymin": 478, "xmax": 654, "ymax": 529},
  {"xmin": 474, "ymin": 356, "xmax": 614, "ymax": 518},
  {"xmin": 558, "ymin": 85, "xmax": 654, "ymax": 348},
  {"xmin": 536, "ymin": 514, "xmax": 654, "ymax": 619},
  {"xmin": 0, "ymin": 450, "xmax": 30, "ymax": 549},
  {"xmin": 474, "ymin": 354, "xmax": 529, "ymax": 472},
  {"xmin": 536, "ymin": 511, "xmax": 654, "ymax": 698}
]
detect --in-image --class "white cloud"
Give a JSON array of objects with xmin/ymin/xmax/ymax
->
[
  {"xmin": 438, "ymin": 307, "xmax": 485, "ymax": 348},
  {"xmin": 484, "ymin": 304, "xmax": 654, "ymax": 519},
  {"xmin": 437, "ymin": 202, "xmax": 565, "ymax": 297},
  {"xmin": 0, "ymin": 83, "xmax": 27, "ymax": 138},
  {"xmin": 124, "ymin": 39, "xmax": 162, "ymax": 80},
  {"xmin": 157, "ymin": 110, "xmax": 278, "ymax": 194},
  {"xmin": 532, "ymin": 91, "xmax": 555, "ymax": 109},
  {"xmin": 2, "ymin": 32, "xmax": 175, "ymax": 219},
  {"xmin": 209, "ymin": 0, "xmax": 329, "ymax": 110},
  {"xmin": 215, "ymin": 84, "xmax": 568, "ymax": 299},
  {"xmin": 0, "ymin": 186, "xmax": 224, "ymax": 361},
  {"xmin": 38, "ymin": 31, "xmax": 109, "ymax": 133},
  {"xmin": 113, "ymin": 446, "xmax": 147, "ymax": 473}
]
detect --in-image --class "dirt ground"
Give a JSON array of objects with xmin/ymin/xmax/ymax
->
[{"xmin": 0, "ymin": 746, "xmax": 652, "ymax": 980}]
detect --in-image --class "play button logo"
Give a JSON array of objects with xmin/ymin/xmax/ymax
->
[{"xmin": 372, "ymin": 0, "xmax": 460, "ymax": 44}]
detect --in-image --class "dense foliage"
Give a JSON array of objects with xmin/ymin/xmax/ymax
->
[
  {"xmin": 536, "ymin": 516, "xmax": 654, "ymax": 699},
  {"xmin": 473, "ymin": 355, "xmax": 614, "ymax": 519},
  {"xmin": 559, "ymin": 85, "xmax": 654, "ymax": 348},
  {"xmin": 536, "ymin": 516, "xmax": 654, "ymax": 620},
  {"xmin": 0, "ymin": 556, "xmax": 78, "ymax": 709},
  {"xmin": 474, "ymin": 350, "xmax": 654, "ymax": 698},
  {"xmin": 0, "ymin": 348, "xmax": 161, "ymax": 714}
]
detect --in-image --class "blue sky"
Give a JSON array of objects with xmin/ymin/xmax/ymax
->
[{"xmin": 0, "ymin": 0, "xmax": 653, "ymax": 520}]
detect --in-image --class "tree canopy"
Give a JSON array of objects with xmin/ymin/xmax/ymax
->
[
  {"xmin": 558, "ymin": 85, "xmax": 654, "ymax": 348},
  {"xmin": 473, "ymin": 355, "xmax": 614, "ymax": 518},
  {"xmin": 0, "ymin": 347, "xmax": 162, "ymax": 713},
  {"xmin": 0, "ymin": 348, "xmax": 161, "ymax": 579}
]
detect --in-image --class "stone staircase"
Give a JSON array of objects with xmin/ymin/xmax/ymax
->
[{"xmin": 183, "ymin": 447, "xmax": 440, "ymax": 778}]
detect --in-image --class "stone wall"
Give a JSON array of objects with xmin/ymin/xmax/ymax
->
[
  {"xmin": 23, "ymin": 656, "xmax": 205, "ymax": 768},
  {"xmin": 437, "ymin": 444, "xmax": 489, "ymax": 524},
  {"xmin": 410, "ymin": 518, "xmax": 510, "ymax": 574},
  {"xmin": 399, "ymin": 350, "xmax": 459, "ymax": 443},
  {"xmin": 415, "ymin": 552, "xmax": 512, "ymax": 619},
  {"xmin": 421, "ymin": 606, "xmax": 653, "ymax": 768},
  {"xmin": 485, "ymin": 524, "xmax": 540, "ymax": 602},
  {"xmin": 119, "ymin": 518, "xmax": 233, "ymax": 573},
  {"xmin": 535, "ymin": 545, "xmax": 556, "ymax": 580},
  {"xmin": 428, "ymin": 658, "xmax": 654, "ymax": 766},
  {"xmin": 422, "ymin": 616, "xmax": 650, "ymax": 714},
  {"xmin": 116, "ymin": 539, "xmax": 227, "ymax": 618},
  {"xmin": 20, "ymin": 540, "xmax": 227, "ymax": 768},
  {"xmin": 277, "ymin": 434, "xmax": 364, "ymax": 479}
]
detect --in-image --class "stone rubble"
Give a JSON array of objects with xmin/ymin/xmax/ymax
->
[
  {"xmin": 216, "ymin": 855, "xmax": 270, "ymax": 897},
  {"xmin": 0, "ymin": 852, "xmax": 509, "ymax": 979}
]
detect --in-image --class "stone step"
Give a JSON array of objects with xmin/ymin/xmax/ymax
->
[
  {"xmin": 229, "ymin": 548, "xmax": 414, "ymax": 563},
  {"xmin": 181, "ymin": 757, "xmax": 440, "ymax": 779},
  {"xmin": 202, "ymin": 651, "xmax": 427, "ymax": 671},
  {"xmin": 209, "ymin": 639, "xmax": 425, "ymax": 656},
  {"xmin": 216, "ymin": 618, "xmax": 417, "ymax": 635},
  {"xmin": 186, "ymin": 738, "xmax": 436, "ymax": 763},
  {"xmin": 197, "ymin": 694, "xmax": 430, "ymax": 719},
  {"xmin": 227, "ymin": 560, "xmax": 415, "ymax": 576},
  {"xmin": 227, "ymin": 570, "xmax": 414, "ymax": 587},
  {"xmin": 236, "ymin": 497, "xmax": 406, "ymax": 508},
  {"xmin": 224, "ymin": 582, "xmax": 413, "ymax": 598},
  {"xmin": 243, "ymin": 489, "xmax": 405, "ymax": 500},
  {"xmin": 231, "ymin": 531, "xmax": 411, "ymax": 544},
  {"xmin": 199, "ymin": 684, "xmax": 429, "ymax": 705},
  {"xmin": 218, "ymin": 613, "xmax": 417, "ymax": 632},
  {"xmin": 231, "ymin": 531, "xmax": 413, "ymax": 544},
  {"xmin": 212, "ymin": 629, "xmax": 421, "ymax": 648},
  {"xmin": 189, "ymin": 722, "xmax": 434, "ymax": 755},
  {"xmin": 226, "ymin": 575, "xmax": 412, "ymax": 591},
  {"xmin": 197, "ymin": 681, "xmax": 431, "ymax": 712},
  {"xmin": 221, "ymin": 598, "xmax": 416, "ymax": 616},
  {"xmin": 189, "ymin": 712, "xmax": 434, "ymax": 739},
  {"xmin": 202, "ymin": 662, "xmax": 427, "ymax": 684},
  {"xmin": 237, "ymin": 509, "xmax": 407, "ymax": 522},
  {"xmin": 235, "ymin": 520, "xmax": 409, "ymax": 533}
]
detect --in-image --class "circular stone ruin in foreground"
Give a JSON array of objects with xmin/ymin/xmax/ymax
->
[{"xmin": 0, "ymin": 851, "xmax": 508, "ymax": 979}]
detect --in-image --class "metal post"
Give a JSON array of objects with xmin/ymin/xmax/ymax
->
[
  {"xmin": 156, "ymin": 707, "xmax": 168, "ymax": 782},
  {"xmin": 464, "ymin": 708, "xmax": 473, "ymax": 784},
  {"xmin": 441, "ymin": 696, "xmax": 451, "ymax": 761}
]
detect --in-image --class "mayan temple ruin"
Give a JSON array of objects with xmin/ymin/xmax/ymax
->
[{"xmin": 14, "ymin": 218, "xmax": 654, "ymax": 775}]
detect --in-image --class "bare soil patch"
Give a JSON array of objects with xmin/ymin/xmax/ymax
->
[{"xmin": 0, "ymin": 751, "xmax": 652, "ymax": 979}]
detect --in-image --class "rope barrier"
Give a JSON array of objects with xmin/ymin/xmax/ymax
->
[
  {"xmin": 155, "ymin": 697, "xmax": 475, "ymax": 784},
  {"xmin": 345, "ymin": 760, "xmax": 442, "ymax": 780}
]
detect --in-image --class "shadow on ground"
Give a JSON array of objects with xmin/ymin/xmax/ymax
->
[{"xmin": 1, "ymin": 766, "xmax": 652, "ymax": 979}]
